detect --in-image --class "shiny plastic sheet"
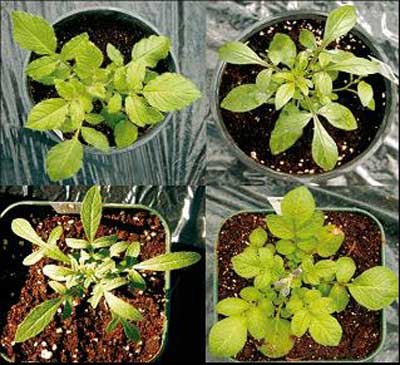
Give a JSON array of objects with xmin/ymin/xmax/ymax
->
[
  {"xmin": 206, "ymin": 1, "xmax": 399, "ymax": 186},
  {"xmin": 206, "ymin": 184, "xmax": 399, "ymax": 362},
  {"xmin": 0, "ymin": 1, "xmax": 206, "ymax": 185}
]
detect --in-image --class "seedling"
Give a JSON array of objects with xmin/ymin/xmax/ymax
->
[
  {"xmin": 218, "ymin": 5, "xmax": 391, "ymax": 171},
  {"xmin": 11, "ymin": 11, "xmax": 202, "ymax": 181},
  {"xmin": 209, "ymin": 186, "xmax": 398, "ymax": 358},
  {"xmin": 10, "ymin": 186, "xmax": 201, "ymax": 343}
]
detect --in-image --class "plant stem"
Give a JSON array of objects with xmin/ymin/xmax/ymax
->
[{"xmin": 333, "ymin": 75, "xmax": 361, "ymax": 92}]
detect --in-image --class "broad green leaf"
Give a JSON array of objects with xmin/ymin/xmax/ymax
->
[
  {"xmin": 231, "ymin": 250, "xmax": 260, "ymax": 278},
  {"xmin": 239, "ymin": 287, "xmax": 261, "ymax": 302},
  {"xmin": 114, "ymin": 120, "xmax": 138, "ymax": 148},
  {"xmin": 315, "ymin": 259, "xmax": 336, "ymax": 279},
  {"xmin": 295, "ymin": 51, "xmax": 310, "ymax": 70},
  {"xmin": 14, "ymin": 298, "xmax": 63, "ymax": 342},
  {"xmin": 347, "ymin": 266, "xmax": 399, "ymax": 310},
  {"xmin": 107, "ymin": 43, "xmax": 124, "ymax": 66},
  {"xmin": 291, "ymin": 309, "xmax": 311, "ymax": 337},
  {"xmin": 104, "ymin": 291, "xmax": 143, "ymax": 321},
  {"xmin": 42, "ymin": 244, "xmax": 70, "ymax": 264},
  {"xmin": 106, "ymin": 316, "xmax": 120, "ymax": 333},
  {"xmin": 336, "ymin": 257, "xmax": 356, "ymax": 283},
  {"xmin": 48, "ymin": 281, "xmax": 66, "ymax": 295},
  {"xmin": 96, "ymin": 260, "xmax": 116, "ymax": 276},
  {"xmin": 316, "ymin": 225, "xmax": 344, "ymax": 257},
  {"xmin": 298, "ymin": 237, "xmax": 318, "ymax": 252},
  {"xmin": 246, "ymin": 307, "xmax": 269, "ymax": 340},
  {"xmin": 65, "ymin": 238, "xmax": 89, "ymax": 249},
  {"xmin": 254, "ymin": 270, "xmax": 272, "ymax": 290},
  {"xmin": 43, "ymin": 264, "xmax": 74, "ymax": 281},
  {"xmin": 270, "ymin": 104, "xmax": 312, "ymax": 154},
  {"xmin": 92, "ymin": 235, "xmax": 118, "ymax": 249},
  {"xmin": 69, "ymin": 100, "xmax": 85, "ymax": 130},
  {"xmin": 323, "ymin": 5, "xmax": 357, "ymax": 44},
  {"xmin": 276, "ymin": 240, "xmax": 296, "ymax": 255},
  {"xmin": 216, "ymin": 298, "xmax": 250, "ymax": 317},
  {"xmin": 221, "ymin": 84, "xmax": 269, "ymax": 112},
  {"xmin": 143, "ymin": 73, "xmax": 201, "ymax": 112},
  {"xmin": 286, "ymin": 296, "xmax": 304, "ymax": 314},
  {"xmin": 299, "ymin": 29, "xmax": 317, "ymax": 50},
  {"xmin": 55, "ymin": 79, "xmax": 87, "ymax": 100},
  {"xmin": 357, "ymin": 81, "xmax": 374, "ymax": 107},
  {"xmin": 319, "ymin": 53, "xmax": 331, "ymax": 68},
  {"xmin": 121, "ymin": 319, "xmax": 140, "ymax": 342},
  {"xmin": 113, "ymin": 67, "xmax": 129, "ymax": 93},
  {"xmin": 133, "ymin": 252, "xmax": 201, "ymax": 271},
  {"xmin": 260, "ymin": 318, "xmax": 294, "ymax": 358},
  {"xmin": 327, "ymin": 56, "xmax": 379, "ymax": 75},
  {"xmin": 281, "ymin": 186, "xmax": 315, "ymax": 227},
  {"xmin": 312, "ymin": 118, "xmax": 338, "ymax": 171},
  {"xmin": 218, "ymin": 41, "xmax": 268, "ymax": 66},
  {"xmin": 86, "ymin": 113, "xmax": 104, "ymax": 125},
  {"xmin": 26, "ymin": 56, "xmax": 59, "ymax": 83},
  {"xmin": 144, "ymin": 69, "xmax": 159, "ymax": 83},
  {"xmin": 318, "ymin": 102, "xmax": 357, "ymax": 131},
  {"xmin": 126, "ymin": 61, "xmax": 146, "ymax": 91},
  {"xmin": 275, "ymin": 82, "xmax": 295, "ymax": 110},
  {"xmin": 12, "ymin": 11, "xmax": 56, "ymax": 55},
  {"xmin": 60, "ymin": 33, "xmax": 90, "ymax": 60},
  {"xmin": 268, "ymin": 33, "xmax": 297, "ymax": 68},
  {"xmin": 209, "ymin": 316, "xmax": 247, "ymax": 357},
  {"xmin": 81, "ymin": 185, "xmax": 102, "ymax": 243},
  {"xmin": 125, "ymin": 95, "xmax": 164, "ymax": 127},
  {"xmin": 87, "ymin": 83, "xmax": 106, "ymax": 99},
  {"xmin": 11, "ymin": 218, "xmax": 45, "ymax": 246},
  {"xmin": 248, "ymin": 227, "xmax": 268, "ymax": 248},
  {"xmin": 81, "ymin": 127, "xmax": 110, "ymax": 152},
  {"xmin": 296, "ymin": 211, "xmax": 325, "ymax": 239},
  {"xmin": 131, "ymin": 35, "xmax": 170, "ymax": 68},
  {"xmin": 266, "ymin": 214, "xmax": 294, "ymax": 239},
  {"xmin": 23, "ymin": 250, "xmax": 44, "ymax": 266},
  {"xmin": 256, "ymin": 69, "xmax": 273, "ymax": 91},
  {"xmin": 329, "ymin": 284, "xmax": 349, "ymax": 312},
  {"xmin": 27, "ymin": 98, "xmax": 68, "ymax": 130},
  {"xmin": 315, "ymin": 72, "xmax": 332, "ymax": 96},
  {"xmin": 309, "ymin": 313, "xmax": 342, "ymax": 346},
  {"xmin": 110, "ymin": 241, "xmax": 130, "ymax": 257},
  {"xmin": 126, "ymin": 241, "xmax": 141, "ymax": 258},
  {"xmin": 108, "ymin": 93, "xmax": 122, "ymax": 114},
  {"xmin": 76, "ymin": 41, "xmax": 103, "ymax": 68}
]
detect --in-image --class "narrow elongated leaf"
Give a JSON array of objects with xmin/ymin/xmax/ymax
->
[
  {"xmin": 128, "ymin": 270, "xmax": 146, "ymax": 290},
  {"xmin": 27, "ymin": 98, "xmax": 68, "ymax": 131},
  {"xmin": 323, "ymin": 5, "xmax": 357, "ymax": 44},
  {"xmin": 126, "ymin": 241, "xmax": 141, "ymax": 258},
  {"xmin": 131, "ymin": 35, "xmax": 170, "ymax": 68},
  {"xmin": 14, "ymin": 298, "xmax": 62, "ymax": 342},
  {"xmin": 47, "ymin": 226, "xmax": 63, "ymax": 246},
  {"xmin": 43, "ymin": 265, "xmax": 74, "ymax": 281},
  {"xmin": 23, "ymin": 250, "xmax": 44, "ymax": 266},
  {"xmin": 221, "ymin": 84, "xmax": 269, "ymax": 112},
  {"xmin": 11, "ymin": 218, "xmax": 45, "ymax": 246},
  {"xmin": 312, "ymin": 118, "xmax": 338, "ymax": 171},
  {"xmin": 104, "ymin": 291, "xmax": 143, "ymax": 321},
  {"xmin": 318, "ymin": 103, "xmax": 357, "ymax": 131},
  {"xmin": 110, "ymin": 241, "xmax": 130, "ymax": 257},
  {"xmin": 218, "ymin": 41, "xmax": 268, "ymax": 66},
  {"xmin": 133, "ymin": 252, "xmax": 200, "ymax": 271},
  {"xmin": 42, "ymin": 243, "xmax": 70, "ymax": 264},
  {"xmin": 326, "ymin": 56, "xmax": 379, "ymax": 75},
  {"xmin": 121, "ymin": 319, "xmax": 141, "ymax": 342},
  {"xmin": 66, "ymin": 238, "xmax": 89, "ymax": 249},
  {"xmin": 81, "ymin": 186, "xmax": 102, "ymax": 242},
  {"xmin": 92, "ymin": 235, "xmax": 118, "ymax": 249}
]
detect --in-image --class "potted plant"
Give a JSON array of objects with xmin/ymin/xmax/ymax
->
[
  {"xmin": 11, "ymin": 8, "xmax": 202, "ymax": 181},
  {"xmin": 0, "ymin": 186, "xmax": 201, "ymax": 362},
  {"xmin": 212, "ymin": 5, "xmax": 396, "ymax": 180},
  {"xmin": 208, "ymin": 186, "xmax": 398, "ymax": 361}
]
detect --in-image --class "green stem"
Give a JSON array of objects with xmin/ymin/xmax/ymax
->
[
  {"xmin": 333, "ymin": 75, "xmax": 361, "ymax": 92},
  {"xmin": 275, "ymin": 302, "xmax": 284, "ymax": 318}
]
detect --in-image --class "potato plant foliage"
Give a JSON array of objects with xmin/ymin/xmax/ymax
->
[
  {"xmin": 12, "ymin": 11, "xmax": 202, "ymax": 181},
  {"xmin": 209, "ymin": 186, "xmax": 398, "ymax": 358},
  {"xmin": 11, "ymin": 186, "xmax": 201, "ymax": 343},
  {"xmin": 218, "ymin": 5, "xmax": 390, "ymax": 171}
]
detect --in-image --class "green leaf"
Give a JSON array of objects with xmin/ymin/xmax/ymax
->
[
  {"xmin": 68, "ymin": 100, "xmax": 85, "ymax": 131},
  {"xmin": 14, "ymin": 298, "xmax": 62, "ymax": 342},
  {"xmin": 125, "ymin": 95, "xmax": 164, "ymax": 127},
  {"xmin": 281, "ymin": 186, "xmax": 315, "ymax": 228},
  {"xmin": 312, "ymin": 118, "xmax": 338, "ymax": 171},
  {"xmin": 86, "ymin": 113, "xmax": 104, "ymax": 125},
  {"xmin": 81, "ymin": 127, "xmax": 110, "ymax": 152},
  {"xmin": 106, "ymin": 315, "xmax": 120, "ymax": 333},
  {"xmin": 276, "ymin": 240, "xmax": 296, "ymax": 255},
  {"xmin": 323, "ymin": 5, "xmax": 357, "ymax": 44},
  {"xmin": 329, "ymin": 284, "xmax": 350, "ymax": 312},
  {"xmin": 27, "ymin": 98, "xmax": 68, "ymax": 131},
  {"xmin": 254, "ymin": 270, "xmax": 272, "ymax": 290},
  {"xmin": 221, "ymin": 84, "xmax": 268, "ymax": 112},
  {"xmin": 319, "ymin": 53, "xmax": 331, "ymax": 68},
  {"xmin": 315, "ymin": 259, "xmax": 336, "ymax": 279},
  {"xmin": 357, "ymin": 81, "xmax": 374, "ymax": 108},
  {"xmin": 62, "ymin": 299, "xmax": 73, "ymax": 320},
  {"xmin": 92, "ymin": 235, "xmax": 118, "ymax": 249},
  {"xmin": 239, "ymin": 287, "xmax": 261, "ymax": 302},
  {"xmin": 315, "ymin": 72, "xmax": 332, "ymax": 96},
  {"xmin": 275, "ymin": 82, "xmax": 295, "ymax": 110},
  {"xmin": 258, "ymin": 247, "xmax": 274, "ymax": 267},
  {"xmin": 43, "ymin": 264, "xmax": 74, "ymax": 281},
  {"xmin": 216, "ymin": 298, "xmax": 250, "ymax": 316},
  {"xmin": 108, "ymin": 93, "xmax": 122, "ymax": 114},
  {"xmin": 42, "ymin": 244, "xmax": 70, "ymax": 264},
  {"xmin": 26, "ymin": 56, "xmax": 59, "ymax": 83},
  {"xmin": 218, "ymin": 41, "xmax": 268, "ymax": 66},
  {"xmin": 266, "ymin": 214, "xmax": 294, "ymax": 239},
  {"xmin": 60, "ymin": 33, "xmax": 90, "ymax": 61},
  {"xmin": 297, "ymin": 211, "xmax": 325, "ymax": 239},
  {"xmin": 131, "ymin": 35, "xmax": 170, "ymax": 68},
  {"xmin": 48, "ymin": 281, "xmax": 67, "ymax": 295},
  {"xmin": 347, "ymin": 266, "xmax": 399, "ymax": 310},
  {"xmin": 270, "ymin": 104, "xmax": 312, "ymax": 154},
  {"xmin": 65, "ymin": 238, "xmax": 89, "ymax": 249},
  {"xmin": 268, "ymin": 33, "xmax": 297, "ymax": 68},
  {"xmin": 107, "ymin": 43, "xmax": 124, "ymax": 66},
  {"xmin": 336, "ymin": 257, "xmax": 356, "ymax": 283},
  {"xmin": 104, "ymin": 291, "xmax": 143, "ymax": 321},
  {"xmin": 11, "ymin": 11, "xmax": 56, "ymax": 55},
  {"xmin": 113, "ymin": 67, "xmax": 129, "ymax": 93},
  {"xmin": 87, "ymin": 83, "xmax": 106, "ymax": 99},
  {"xmin": 231, "ymin": 250, "xmax": 260, "ymax": 278},
  {"xmin": 209, "ymin": 316, "xmax": 247, "ymax": 357},
  {"xmin": 110, "ymin": 241, "xmax": 130, "ymax": 257},
  {"xmin": 114, "ymin": 120, "xmax": 138, "ymax": 148},
  {"xmin": 299, "ymin": 29, "xmax": 317, "ymax": 50},
  {"xmin": 316, "ymin": 225, "xmax": 344, "ymax": 257},
  {"xmin": 143, "ymin": 73, "xmax": 201, "ymax": 112},
  {"xmin": 11, "ymin": 218, "xmax": 45, "ymax": 246},
  {"xmin": 246, "ymin": 307, "xmax": 269, "ymax": 340},
  {"xmin": 327, "ymin": 56, "xmax": 379, "ymax": 75},
  {"xmin": 126, "ymin": 241, "xmax": 141, "ymax": 258},
  {"xmin": 248, "ymin": 227, "xmax": 268, "ymax": 248},
  {"xmin": 256, "ymin": 69, "xmax": 273, "ymax": 91},
  {"xmin": 81, "ymin": 185, "xmax": 102, "ymax": 243},
  {"xmin": 88, "ymin": 284, "xmax": 104, "ymax": 308},
  {"xmin": 133, "ymin": 252, "xmax": 200, "ymax": 271},
  {"xmin": 260, "ymin": 318, "xmax": 294, "ymax": 358},
  {"xmin": 128, "ymin": 270, "xmax": 146, "ymax": 290},
  {"xmin": 76, "ymin": 41, "xmax": 103, "ymax": 68},
  {"xmin": 55, "ymin": 79, "xmax": 86, "ymax": 100},
  {"xmin": 121, "ymin": 319, "xmax": 140, "ymax": 342},
  {"xmin": 144, "ymin": 69, "xmax": 159, "ymax": 83},
  {"xmin": 309, "ymin": 313, "xmax": 342, "ymax": 346},
  {"xmin": 318, "ymin": 102, "xmax": 357, "ymax": 131},
  {"xmin": 126, "ymin": 61, "xmax": 146, "ymax": 92},
  {"xmin": 23, "ymin": 250, "xmax": 44, "ymax": 266},
  {"xmin": 291, "ymin": 309, "xmax": 311, "ymax": 337}
]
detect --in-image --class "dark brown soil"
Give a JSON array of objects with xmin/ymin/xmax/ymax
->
[
  {"xmin": 0, "ymin": 210, "xmax": 167, "ymax": 362},
  {"xmin": 28, "ymin": 12, "xmax": 172, "ymax": 147},
  {"xmin": 217, "ymin": 210, "xmax": 382, "ymax": 361},
  {"xmin": 219, "ymin": 17, "xmax": 388, "ymax": 175}
]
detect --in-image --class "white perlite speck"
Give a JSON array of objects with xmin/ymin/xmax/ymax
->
[
  {"xmin": 52, "ymin": 344, "xmax": 57, "ymax": 351},
  {"xmin": 40, "ymin": 349, "xmax": 53, "ymax": 360}
]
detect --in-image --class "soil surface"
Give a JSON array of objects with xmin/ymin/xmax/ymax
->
[
  {"xmin": 217, "ymin": 211, "xmax": 382, "ymax": 361},
  {"xmin": 28, "ymin": 12, "xmax": 172, "ymax": 147},
  {"xmin": 219, "ymin": 17, "xmax": 388, "ymax": 175},
  {"xmin": 0, "ymin": 210, "xmax": 167, "ymax": 362}
]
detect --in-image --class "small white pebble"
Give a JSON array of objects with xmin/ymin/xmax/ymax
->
[
  {"xmin": 52, "ymin": 344, "xmax": 57, "ymax": 351},
  {"xmin": 34, "ymin": 342, "xmax": 38, "ymax": 347},
  {"xmin": 57, "ymin": 308, "xmax": 62, "ymax": 313},
  {"xmin": 124, "ymin": 345, "xmax": 130, "ymax": 351},
  {"xmin": 56, "ymin": 328, "xmax": 63, "ymax": 334},
  {"xmin": 41, "ymin": 341, "xmax": 47, "ymax": 347},
  {"xmin": 40, "ymin": 349, "xmax": 53, "ymax": 360},
  {"xmin": 66, "ymin": 330, "xmax": 71, "ymax": 334},
  {"xmin": 10, "ymin": 341, "xmax": 15, "ymax": 346}
]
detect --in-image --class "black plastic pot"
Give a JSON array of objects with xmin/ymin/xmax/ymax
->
[
  {"xmin": 22, "ymin": 7, "xmax": 178, "ymax": 155},
  {"xmin": 211, "ymin": 10, "xmax": 396, "ymax": 182}
]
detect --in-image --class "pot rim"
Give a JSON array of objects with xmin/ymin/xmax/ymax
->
[
  {"xmin": 210, "ymin": 206, "xmax": 387, "ymax": 362},
  {"xmin": 22, "ymin": 6, "xmax": 179, "ymax": 156},
  {"xmin": 211, "ymin": 9, "xmax": 397, "ymax": 182},
  {"xmin": 0, "ymin": 200, "xmax": 171, "ymax": 363}
]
